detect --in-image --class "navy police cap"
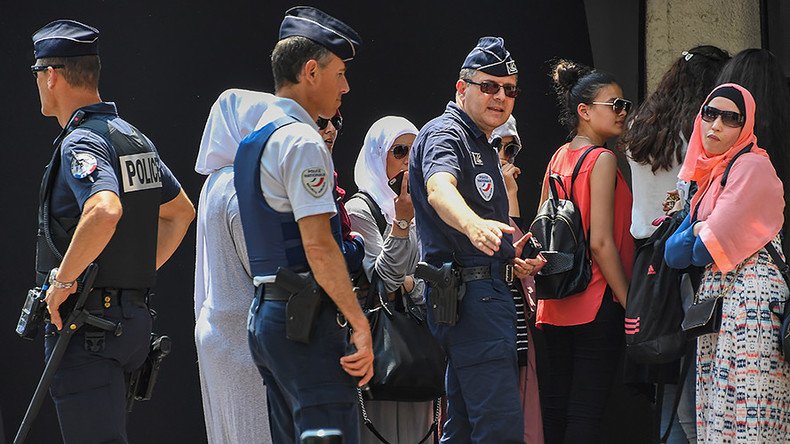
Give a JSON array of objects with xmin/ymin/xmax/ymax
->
[
  {"xmin": 32, "ymin": 19, "xmax": 99, "ymax": 59},
  {"xmin": 462, "ymin": 36, "xmax": 518, "ymax": 77},
  {"xmin": 279, "ymin": 6, "xmax": 362, "ymax": 62}
]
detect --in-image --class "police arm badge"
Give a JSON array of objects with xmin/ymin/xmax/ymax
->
[{"xmin": 70, "ymin": 151, "xmax": 98, "ymax": 182}]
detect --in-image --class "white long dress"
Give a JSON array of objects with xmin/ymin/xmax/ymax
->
[{"xmin": 195, "ymin": 166, "xmax": 271, "ymax": 443}]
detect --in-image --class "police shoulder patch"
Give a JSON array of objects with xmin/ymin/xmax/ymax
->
[
  {"xmin": 475, "ymin": 173, "xmax": 494, "ymax": 201},
  {"xmin": 301, "ymin": 167, "xmax": 328, "ymax": 198},
  {"xmin": 70, "ymin": 151, "xmax": 98, "ymax": 180}
]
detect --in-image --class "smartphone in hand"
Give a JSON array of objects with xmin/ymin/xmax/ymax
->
[
  {"xmin": 520, "ymin": 236, "xmax": 542, "ymax": 259},
  {"xmin": 388, "ymin": 170, "xmax": 406, "ymax": 195}
]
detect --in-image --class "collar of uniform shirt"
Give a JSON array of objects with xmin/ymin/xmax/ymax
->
[
  {"xmin": 52, "ymin": 101, "xmax": 118, "ymax": 145},
  {"xmin": 446, "ymin": 101, "xmax": 486, "ymax": 140},
  {"xmin": 272, "ymin": 96, "xmax": 321, "ymax": 132}
]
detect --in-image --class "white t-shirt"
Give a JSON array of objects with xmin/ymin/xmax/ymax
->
[
  {"xmin": 627, "ymin": 135, "xmax": 688, "ymax": 239},
  {"xmin": 252, "ymin": 97, "xmax": 337, "ymax": 285}
]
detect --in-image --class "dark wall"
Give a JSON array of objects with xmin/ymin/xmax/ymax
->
[{"xmin": 1, "ymin": 1, "xmax": 597, "ymax": 442}]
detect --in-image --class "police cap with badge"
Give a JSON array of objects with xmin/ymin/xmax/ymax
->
[
  {"xmin": 279, "ymin": 6, "xmax": 362, "ymax": 61},
  {"xmin": 462, "ymin": 36, "xmax": 518, "ymax": 77}
]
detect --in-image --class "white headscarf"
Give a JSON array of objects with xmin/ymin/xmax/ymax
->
[
  {"xmin": 489, "ymin": 114, "xmax": 521, "ymax": 147},
  {"xmin": 354, "ymin": 116, "xmax": 419, "ymax": 223},
  {"xmin": 195, "ymin": 89, "xmax": 275, "ymax": 175},
  {"xmin": 194, "ymin": 88, "xmax": 272, "ymax": 320}
]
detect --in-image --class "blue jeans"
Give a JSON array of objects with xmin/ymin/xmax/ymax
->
[{"xmin": 660, "ymin": 351, "xmax": 697, "ymax": 444}]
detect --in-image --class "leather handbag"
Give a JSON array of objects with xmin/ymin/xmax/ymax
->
[
  {"xmin": 682, "ymin": 262, "xmax": 742, "ymax": 338},
  {"xmin": 360, "ymin": 273, "xmax": 446, "ymax": 402}
]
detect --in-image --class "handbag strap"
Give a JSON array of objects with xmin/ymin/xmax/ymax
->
[
  {"xmin": 357, "ymin": 389, "xmax": 440, "ymax": 444},
  {"xmin": 351, "ymin": 191, "xmax": 388, "ymax": 236}
]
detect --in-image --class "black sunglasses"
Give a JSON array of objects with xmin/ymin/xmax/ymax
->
[
  {"xmin": 463, "ymin": 79, "xmax": 520, "ymax": 98},
  {"xmin": 390, "ymin": 144, "xmax": 410, "ymax": 160},
  {"xmin": 30, "ymin": 64, "xmax": 65, "ymax": 77},
  {"xmin": 317, "ymin": 113, "xmax": 343, "ymax": 132},
  {"xmin": 701, "ymin": 105, "xmax": 744, "ymax": 128},
  {"xmin": 590, "ymin": 98, "xmax": 632, "ymax": 114}
]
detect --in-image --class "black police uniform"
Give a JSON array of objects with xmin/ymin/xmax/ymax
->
[
  {"xmin": 37, "ymin": 101, "xmax": 181, "ymax": 443},
  {"xmin": 408, "ymin": 37, "xmax": 525, "ymax": 443}
]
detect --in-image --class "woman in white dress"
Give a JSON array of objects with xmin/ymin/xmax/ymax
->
[{"xmin": 194, "ymin": 89, "xmax": 273, "ymax": 444}]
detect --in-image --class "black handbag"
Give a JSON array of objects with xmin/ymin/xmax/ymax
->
[
  {"xmin": 360, "ymin": 274, "xmax": 446, "ymax": 402},
  {"xmin": 682, "ymin": 262, "xmax": 742, "ymax": 338},
  {"xmin": 355, "ymin": 273, "xmax": 444, "ymax": 443}
]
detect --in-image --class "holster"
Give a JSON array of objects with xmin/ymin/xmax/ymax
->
[
  {"xmin": 274, "ymin": 267, "xmax": 323, "ymax": 344},
  {"xmin": 127, "ymin": 333, "xmax": 172, "ymax": 412},
  {"xmin": 415, "ymin": 262, "xmax": 463, "ymax": 326}
]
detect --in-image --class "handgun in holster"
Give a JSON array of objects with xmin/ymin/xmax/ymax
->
[
  {"xmin": 275, "ymin": 267, "xmax": 323, "ymax": 344},
  {"xmin": 415, "ymin": 262, "xmax": 463, "ymax": 326},
  {"xmin": 126, "ymin": 333, "xmax": 172, "ymax": 412}
]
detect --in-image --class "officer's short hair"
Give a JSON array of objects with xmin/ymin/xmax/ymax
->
[
  {"xmin": 459, "ymin": 68, "xmax": 478, "ymax": 82},
  {"xmin": 271, "ymin": 36, "xmax": 332, "ymax": 91},
  {"xmin": 38, "ymin": 55, "xmax": 100, "ymax": 89}
]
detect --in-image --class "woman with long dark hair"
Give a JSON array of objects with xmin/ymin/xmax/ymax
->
[
  {"xmin": 620, "ymin": 45, "xmax": 729, "ymax": 240},
  {"xmin": 537, "ymin": 59, "xmax": 634, "ymax": 443}
]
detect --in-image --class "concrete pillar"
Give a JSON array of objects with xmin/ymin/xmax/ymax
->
[{"xmin": 645, "ymin": 0, "xmax": 761, "ymax": 93}]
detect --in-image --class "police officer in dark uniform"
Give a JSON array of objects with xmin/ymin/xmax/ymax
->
[
  {"xmin": 30, "ymin": 20, "xmax": 195, "ymax": 443},
  {"xmin": 408, "ymin": 37, "xmax": 545, "ymax": 443},
  {"xmin": 233, "ymin": 7, "xmax": 373, "ymax": 443}
]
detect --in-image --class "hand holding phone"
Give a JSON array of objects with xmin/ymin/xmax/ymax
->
[{"xmin": 388, "ymin": 170, "xmax": 407, "ymax": 195}]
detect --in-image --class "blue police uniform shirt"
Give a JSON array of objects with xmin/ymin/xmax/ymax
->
[
  {"xmin": 50, "ymin": 102, "xmax": 181, "ymax": 219},
  {"xmin": 409, "ymin": 101, "xmax": 514, "ymax": 266}
]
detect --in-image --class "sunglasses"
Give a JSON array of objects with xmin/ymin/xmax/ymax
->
[
  {"xmin": 317, "ymin": 113, "xmax": 343, "ymax": 132},
  {"xmin": 590, "ymin": 98, "xmax": 632, "ymax": 114},
  {"xmin": 390, "ymin": 144, "xmax": 410, "ymax": 160},
  {"xmin": 700, "ymin": 105, "xmax": 744, "ymax": 128},
  {"xmin": 30, "ymin": 64, "xmax": 64, "ymax": 78},
  {"xmin": 492, "ymin": 138, "xmax": 522, "ymax": 163},
  {"xmin": 463, "ymin": 79, "xmax": 520, "ymax": 98}
]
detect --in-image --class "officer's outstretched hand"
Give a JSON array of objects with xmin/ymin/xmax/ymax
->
[
  {"xmin": 341, "ymin": 327, "xmax": 374, "ymax": 386},
  {"xmin": 464, "ymin": 217, "xmax": 516, "ymax": 256},
  {"xmin": 45, "ymin": 286, "xmax": 77, "ymax": 331}
]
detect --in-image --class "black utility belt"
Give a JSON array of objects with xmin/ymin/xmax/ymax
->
[
  {"xmin": 84, "ymin": 287, "xmax": 149, "ymax": 312},
  {"xmin": 459, "ymin": 262, "xmax": 515, "ymax": 284}
]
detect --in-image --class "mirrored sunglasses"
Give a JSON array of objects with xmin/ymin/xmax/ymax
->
[{"xmin": 701, "ymin": 105, "xmax": 744, "ymax": 128}]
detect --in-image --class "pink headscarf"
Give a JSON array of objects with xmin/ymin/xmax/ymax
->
[{"xmin": 678, "ymin": 83, "xmax": 784, "ymax": 272}]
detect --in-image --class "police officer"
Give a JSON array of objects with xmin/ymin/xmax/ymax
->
[
  {"xmin": 408, "ymin": 37, "xmax": 544, "ymax": 443},
  {"xmin": 234, "ymin": 7, "xmax": 373, "ymax": 443},
  {"xmin": 30, "ymin": 19, "xmax": 195, "ymax": 443}
]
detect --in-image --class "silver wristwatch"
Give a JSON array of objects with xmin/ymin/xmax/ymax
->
[
  {"xmin": 48, "ymin": 267, "xmax": 75, "ymax": 289},
  {"xmin": 394, "ymin": 218, "xmax": 410, "ymax": 230}
]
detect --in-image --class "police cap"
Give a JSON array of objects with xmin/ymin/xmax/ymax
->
[
  {"xmin": 461, "ymin": 36, "xmax": 518, "ymax": 77},
  {"xmin": 32, "ymin": 19, "xmax": 99, "ymax": 59},
  {"xmin": 279, "ymin": 6, "xmax": 362, "ymax": 62}
]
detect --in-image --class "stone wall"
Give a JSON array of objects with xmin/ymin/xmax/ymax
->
[{"xmin": 645, "ymin": 0, "xmax": 761, "ymax": 93}]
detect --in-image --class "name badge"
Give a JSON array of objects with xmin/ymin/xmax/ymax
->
[{"xmin": 119, "ymin": 152, "xmax": 162, "ymax": 192}]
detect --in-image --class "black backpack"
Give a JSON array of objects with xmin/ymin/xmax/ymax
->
[
  {"xmin": 625, "ymin": 212, "xmax": 693, "ymax": 364},
  {"xmin": 529, "ymin": 146, "xmax": 598, "ymax": 300},
  {"xmin": 625, "ymin": 144, "xmax": 755, "ymax": 364}
]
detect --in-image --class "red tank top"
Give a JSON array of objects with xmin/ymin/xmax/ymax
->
[{"xmin": 536, "ymin": 144, "xmax": 634, "ymax": 326}]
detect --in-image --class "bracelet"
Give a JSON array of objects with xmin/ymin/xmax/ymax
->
[{"xmin": 49, "ymin": 267, "xmax": 75, "ymax": 289}]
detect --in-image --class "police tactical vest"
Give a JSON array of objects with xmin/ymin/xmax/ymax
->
[
  {"xmin": 234, "ymin": 116, "xmax": 343, "ymax": 277},
  {"xmin": 35, "ymin": 111, "xmax": 162, "ymax": 288}
]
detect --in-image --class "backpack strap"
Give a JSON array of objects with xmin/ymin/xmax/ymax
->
[
  {"xmin": 569, "ymin": 146, "xmax": 601, "ymax": 202},
  {"xmin": 350, "ymin": 191, "xmax": 388, "ymax": 236}
]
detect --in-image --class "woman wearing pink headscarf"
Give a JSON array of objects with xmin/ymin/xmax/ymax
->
[{"xmin": 665, "ymin": 83, "xmax": 790, "ymax": 442}]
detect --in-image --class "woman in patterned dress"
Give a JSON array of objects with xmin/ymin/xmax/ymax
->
[{"xmin": 665, "ymin": 83, "xmax": 790, "ymax": 443}]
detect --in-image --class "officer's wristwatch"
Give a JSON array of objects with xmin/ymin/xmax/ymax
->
[
  {"xmin": 394, "ymin": 218, "xmax": 410, "ymax": 230},
  {"xmin": 48, "ymin": 268, "xmax": 75, "ymax": 289}
]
